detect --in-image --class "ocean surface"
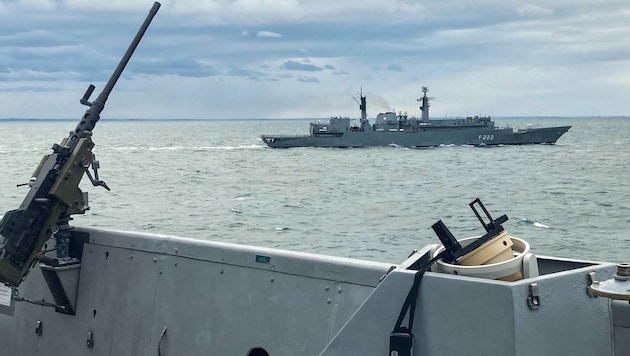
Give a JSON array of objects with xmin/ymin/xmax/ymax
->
[{"xmin": 0, "ymin": 117, "xmax": 628, "ymax": 264}]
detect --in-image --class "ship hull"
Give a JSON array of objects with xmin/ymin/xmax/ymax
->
[{"xmin": 261, "ymin": 126, "xmax": 572, "ymax": 148}]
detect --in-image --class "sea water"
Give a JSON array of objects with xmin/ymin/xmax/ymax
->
[{"xmin": 0, "ymin": 117, "xmax": 628, "ymax": 264}]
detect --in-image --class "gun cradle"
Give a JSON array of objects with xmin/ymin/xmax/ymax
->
[
  {"xmin": 50, "ymin": 137, "xmax": 93, "ymax": 212},
  {"xmin": 0, "ymin": 137, "xmax": 94, "ymax": 287}
]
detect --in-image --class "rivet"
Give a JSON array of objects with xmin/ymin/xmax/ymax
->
[
  {"xmin": 327, "ymin": 298, "xmax": 332, "ymax": 304},
  {"xmin": 270, "ymin": 277, "xmax": 274, "ymax": 282}
]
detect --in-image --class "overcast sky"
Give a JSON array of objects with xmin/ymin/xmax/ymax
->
[{"xmin": 1, "ymin": 0, "xmax": 630, "ymax": 119}]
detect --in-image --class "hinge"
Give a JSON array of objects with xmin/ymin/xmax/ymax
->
[{"xmin": 527, "ymin": 283, "xmax": 540, "ymax": 310}]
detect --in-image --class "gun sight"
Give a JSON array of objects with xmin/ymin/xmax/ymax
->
[{"xmin": 80, "ymin": 84, "xmax": 96, "ymax": 106}]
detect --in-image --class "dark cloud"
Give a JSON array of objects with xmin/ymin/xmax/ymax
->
[
  {"xmin": 386, "ymin": 64, "xmax": 404, "ymax": 72},
  {"xmin": 297, "ymin": 76, "xmax": 319, "ymax": 83},
  {"xmin": 4, "ymin": 0, "xmax": 630, "ymax": 118},
  {"xmin": 282, "ymin": 60, "xmax": 323, "ymax": 72},
  {"xmin": 131, "ymin": 58, "xmax": 220, "ymax": 78},
  {"xmin": 0, "ymin": 70, "xmax": 79, "ymax": 82},
  {"xmin": 225, "ymin": 67, "xmax": 269, "ymax": 81},
  {"xmin": 0, "ymin": 30, "xmax": 74, "ymax": 47},
  {"xmin": 0, "ymin": 86, "xmax": 59, "ymax": 92}
]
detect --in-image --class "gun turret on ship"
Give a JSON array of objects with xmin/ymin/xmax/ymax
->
[{"xmin": 261, "ymin": 86, "xmax": 571, "ymax": 148}]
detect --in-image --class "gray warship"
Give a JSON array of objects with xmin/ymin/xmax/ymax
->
[
  {"xmin": 261, "ymin": 87, "xmax": 571, "ymax": 148},
  {"xmin": 1, "ymin": 3, "xmax": 629, "ymax": 356}
]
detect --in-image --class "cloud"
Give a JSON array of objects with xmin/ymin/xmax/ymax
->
[
  {"xmin": 282, "ymin": 60, "xmax": 323, "ymax": 72},
  {"xmin": 3, "ymin": 0, "xmax": 630, "ymax": 119},
  {"xmin": 135, "ymin": 58, "xmax": 221, "ymax": 78},
  {"xmin": 0, "ymin": 69, "xmax": 80, "ymax": 82},
  {"xmin": 516, "ymin": 4, "xmax": 554, "ymax": 17},
  {"xmin": 225, "ymin": 67, "xmax": 268, "ymax": 81},
  {"xmin": 0, "ymin": 85, "xmax": 59, "ymax": 92},
  {"xmin": 386, "ymin": 64, "xmax": 404, "ymax": 72},
  {"xmin": 159, "ymin": 0, "xmax": 428, "ymax": 25},
  {"xmin": 16, "ymin": 0, "xmax": 57, "ymax": 11},
  {"xmin": 297, "ymin": 76, "xmax": 319, "ymax": 83},
  {"xmin": 257, "ymin": 30, "xmax": 284, "ymax": 38}
]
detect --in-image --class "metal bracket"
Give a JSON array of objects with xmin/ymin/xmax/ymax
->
[
  {"xmin": 39, "ymin": 263, "xmax": 81, "ymax": 315},
  {"xmin": 528, "ymin": 283, "xmax": 540, "ymax": 310}
]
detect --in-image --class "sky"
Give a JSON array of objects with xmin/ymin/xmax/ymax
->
[{"xmin": 1, "ymin": 0, "xmax": 630, "ymax": 119}]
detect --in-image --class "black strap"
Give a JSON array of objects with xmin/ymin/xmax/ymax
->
[
  {"xmin": 392, "ymin": 257, "xmax": 430, "ymax": 333},
  {"xmin": 390, "ymin": 252, "xmax": 443, "ymax": 355}
]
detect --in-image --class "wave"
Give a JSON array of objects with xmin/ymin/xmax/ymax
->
[
  {"xmin": 520, "ymin": 218, "xmax": 550, "ymax": 229},
  {"xmin": 106, "ymin": 144, "xmax": 266, "ymax": 151}
]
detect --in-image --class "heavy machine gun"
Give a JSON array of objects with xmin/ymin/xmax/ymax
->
[{"xmin": 0, "ymin": 2, "xmax": 161, "ymax": 288}]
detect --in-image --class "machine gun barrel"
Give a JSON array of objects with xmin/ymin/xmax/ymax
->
[
  {"xmin": 71, "ymin": 1, "xmax": 161, "ymax": 144},
  {"xmin": 0, "ymin": 2, "xmax": 161, "ymax": 287}
]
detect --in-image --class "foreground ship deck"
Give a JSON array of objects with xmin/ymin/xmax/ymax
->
[
  {"xmin": 1, "ymin": 225, "xmax": 629, "ymax": 355},
  {"xmin": 261, "ymin": 87, "xmax": 571, "ymax": 148}
]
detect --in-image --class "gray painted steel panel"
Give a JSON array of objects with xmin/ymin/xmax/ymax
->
[
  {"xmin": 612, "ymin": 300, "xmax": 630, "ymax": 355},
  {"xmin": 153, "ymin": 255, "xmax": 334, "ymax": 355},
  {"xmin": 85, "ymin": 228, "xmax": 392, "ymax": 287},
  {"xmin": 0, "ymin": 228, "xmax": 627, "ymax": 355},
  {"xmin": 77, "ymin": 244, "xmax": 159, "ymax": 355}
]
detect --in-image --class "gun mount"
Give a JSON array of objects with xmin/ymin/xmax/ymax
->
[
  {"xmin": 0, "ymin": 2, "xmax": 161, "ymax": 288},
  {"xmin": 432, "ymin": 198, "xmax": 509, "ymax": 263}
]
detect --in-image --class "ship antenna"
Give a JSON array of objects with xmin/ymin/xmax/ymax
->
[
  {"xmin": 418, "ymin": 85, "xmax": 431, "ymax": 121},
  {"xmin": 352, "ymin": 87, "xmax": 367, "ymax": 122}
]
